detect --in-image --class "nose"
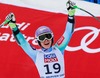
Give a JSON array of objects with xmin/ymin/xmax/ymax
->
[{"xmin": 45, "ymin": 38, "xmax": 49, "ymax": 41}]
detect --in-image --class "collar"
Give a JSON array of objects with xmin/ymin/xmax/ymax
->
[{"xmin": 42, "ymin": 47, "xmax": 52, "ymax": 52}]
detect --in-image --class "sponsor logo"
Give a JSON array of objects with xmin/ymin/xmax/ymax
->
[
  {"xmin": 57, "ymin": 36, "xmax": 65, "ymax": 46},
  {"xmin": 0, "ymin": 23, "xmax": 100, "ymax": 53},
  {"xmin": 66, "ymin": 26, "xmax": 100, "ymax": 53},
  {"xmin": 0, "ymin": 22, "xmax": 38, "ymax": 45},
  {"xmin": 44, "ymin": 53, "xmax": 58, "ymax": 63}
]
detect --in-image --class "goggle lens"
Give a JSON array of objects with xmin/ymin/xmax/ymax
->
[{"xmin": 38, "ymin": 33, "xmax": 52, "ymax": 41}]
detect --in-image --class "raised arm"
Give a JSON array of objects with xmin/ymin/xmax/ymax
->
[
  {"xmin": 5, "ymin": 13, "xmax": 37, "ymax": 62},
  {"xmin": 55, "ymin": 1, "xmax": 76, "ymax": 54}
]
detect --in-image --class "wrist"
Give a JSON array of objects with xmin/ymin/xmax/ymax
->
[{"xmin": 68, "ymin": 15, "xmax": 75, "ymax": 23}]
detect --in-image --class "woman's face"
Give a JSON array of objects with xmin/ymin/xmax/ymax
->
[{"xmin": 40, "ymin": 39, "xmax": 52, "ymax": 49}]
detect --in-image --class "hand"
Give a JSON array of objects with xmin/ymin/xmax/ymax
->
[
  {"xmin": 66, "ymin": 0, "xmax": 76, "ymax": 10},
  {"xmin": 5, "ymin": 12, "xmax": 16, "ymax": 24},
  {"xmin": 66, "ymin": 0, "xmax": 76, "ymax": 16},
  {"xmin": 5, "ymin": 12, "xmax": 16, "ymax": 29}
]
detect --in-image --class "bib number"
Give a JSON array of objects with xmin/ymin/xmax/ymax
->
[{"xmin": 44, "ymin": 63, "xmax": 61, "ymax": 74}]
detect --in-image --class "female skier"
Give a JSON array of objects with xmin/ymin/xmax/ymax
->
[{"xmin": 4, "ymin": 1, "xmax": 76, "ymax": 78}]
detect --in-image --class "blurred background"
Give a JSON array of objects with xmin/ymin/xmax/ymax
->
[{"xmin": 84, "ymin": 0, "xmax": 100, "ymax": 4}]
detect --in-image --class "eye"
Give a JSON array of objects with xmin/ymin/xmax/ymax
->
[
  {"xmin": 39, "ymin": 35, "xmax": 45, "ymax": 41},
  {"xmin": 46, "ymin": 34, "xmax": 52, "ymax": 39}
]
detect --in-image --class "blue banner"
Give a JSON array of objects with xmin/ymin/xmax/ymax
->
[{"xmin": 85, "ymin": 0, "xmax": 100, "ymax": 4}]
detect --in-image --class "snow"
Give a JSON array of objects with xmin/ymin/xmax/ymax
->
[{"xmin": 0, "ymin": 0, "xmax": 100, "ymax": 16}]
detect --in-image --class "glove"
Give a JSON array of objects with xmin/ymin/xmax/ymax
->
[
  {"xmin": 5, "ymin": 12, "xmax": 16, "ymax": 29},
  {"xmin": 66, "ymin": 0, "xmax": 76, "ymax": 16}
]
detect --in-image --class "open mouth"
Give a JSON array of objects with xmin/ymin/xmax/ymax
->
[{"xmin": 44, "ymin": 42, "xmax": 49, "ymax": 45}]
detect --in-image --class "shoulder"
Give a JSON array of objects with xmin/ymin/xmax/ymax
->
[{"xmin": 52, "ymin": 45, "xmax": 60, "ymax": 51}]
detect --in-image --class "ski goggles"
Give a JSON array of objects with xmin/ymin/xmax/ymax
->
[{"xmin": 37, "ymin": 33, "xmax": 53, "ymax": 42}]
